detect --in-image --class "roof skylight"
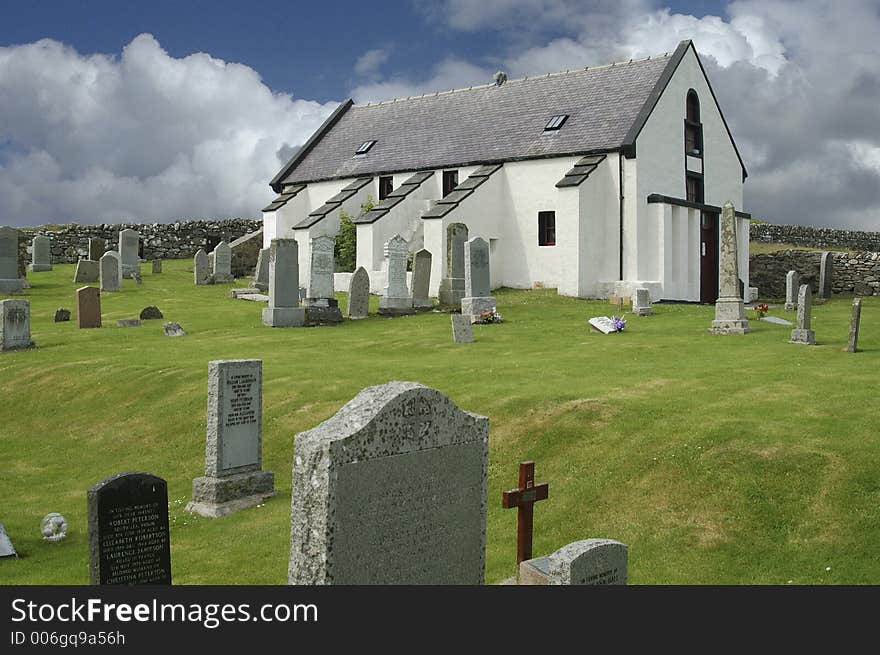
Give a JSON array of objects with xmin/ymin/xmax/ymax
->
[
  {"xmin": 355, "ymin": 140, "xmax": 377, "ymax": 155},
  {"xmin": 544, "ymin": 115, "xmax": 569, "ymax": 131}
]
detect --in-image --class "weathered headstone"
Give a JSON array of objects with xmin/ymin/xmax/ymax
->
[
  {"xmin": 87, "ymin": 472, "xmax": 171, "ymax": 585},
  {"xmin": 119, "ymin": 229, "xmax": 141, "ymax": 278},
  {"xmin": 0, "ymin": 299, "xmax": 34, "ymax": 351},
  {"xmin": 152, "ymin": 259, "xmax": 162, "ymax": 274},
  {"xmin": 790, "ymin": 284, "xmax": 816, "ymax": 344},
  {"xmin": 76, "ymin": 287, "xmax": 101, "ymax": 329},
  {"xmin": 73, "ymin": 259, "xmax": 99, "ymax": 283},
  {"xmin": 289, "ymin": 381, "xmax": 488, "ymax": 584},
  {"xmin": 305, "ymin": 235, "xmax": 342, "ymax": 325},
  {"xmin": 461, "ymin": 237, "xmax": 496, "ymax": 323},
  {"xmin": 378, "ymin": 234, "xmax": 414, "ymax": 316},
  {"xmin": 519, "ymin": 539, "xmax": 628, "ymax": 585},
  {"xmin": 99, "ymin": 251, "xmax": 122, "ymax": 292},
  {"xmin": 708, "ymin": 201, "xmax": 750, "ymax": 335},
  {"xmin": 784, "ymin": 270, "xmax": 800, "ymax": 311},
  {"xmin": 819, "ymin": 251, "xmax": 834, "ymax": 299},
  {"xmin": 54, "ymin": 307, "xmax": 71, "ymax": 322},
  {"xmin": 30, "ymin": 235, "xmax": 52, "ymax": 272},
  {"xmin": 411, "ymin": 249, "xmax": 433, "ymax": 310},
  {"xmin": 212, "ymin": 240, "xmax": 234, "ymax": 283},
  {"xmin": 117, "ymin": 318, "xmax": 141, "ymax": 328},
  {"xmin": 0, "ymin": 522, "xmax": 17, "ymax": 558},
  {"xmin": 438, "ymin": 223, "xmax": 468, "ymax": 306},
  {"xmin": 163, "ymin": 322, "xmax": 185, "ymax": 337},
  {"xmin": 88, "ymin": 237, "xmax": 105, "ymax": 262},
  {"xmin": 262, "ymin": 239, "xmax": 306, "ymax": 327},
  {"xmin": 588, "ymin": 316, "xmax": 617, "ymax": 334},
  {"xmin": 193, "ymin": 249, "xmax": 210, "ymax": 285},
  {"xmin": 347, "ymin": 266, "xmax": 370, "ymax": 319},
  {"xmin": 186, "ymin": 360, "xmax": 275, "ymax": 518},
  {"xmin": 139, "ymin": 305, "xmax": 163, "ymax": 320},
  {"xmin": 0, "ymin": 227, "xmax": 24, "ymax": 294},
  {"xmin": 847, "ymin": 297, "xmax": 862, "ymax": 353},
  {"xmin": 251, "ymin": 247, "xmax": 269, "ymax": 291},
  {"xmin": 451, "ymin": 314, "xmax": 473, "ymax": 343},
  {"xmin": 632, "ymin": 288, "xmax": 653, "ymax": 316}
]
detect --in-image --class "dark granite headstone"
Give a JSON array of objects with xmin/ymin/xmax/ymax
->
[{"xmin": 87, "ymin": 472, "xmax": 171, "ymax": 585}]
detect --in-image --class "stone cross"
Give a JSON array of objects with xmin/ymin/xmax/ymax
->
[
  {"xmin": 0, "ymin": 226, "xmax": 24, "ymax": 294},
  {"xmin": 502, "ymin": 461, "xmax": 549, "ymax": 566},
  {"xmin": 262, "ymin": 238, "xmax": 305, "ymax": 327},
  {"xmin": 708, "ymin": 201, "xmax": 750, "ymax": 334},
  {"xmin": 0, "ymin": 299, "xmax": 34, "ymax": 351},
  {"xmin": 193, "ymin": 249, "xmax": 209, "ymax": 285},
  {"xmin": 819, "ymin": 251, "xmax": 834, "ymax": 299},
  {"xmin": 411, "ymin": 249, "xmax": 433, "ymax": 310},
  {"xmin": 76, "ymin": 286, "xmax": 102, "ymax": 329},
  {"xmin": 438, "ymin": 223, "xmax": 468, "ymax": 306},
  {"xmin": 99, "ymin": 251, "xmax": 122, "ymax": 292},
  {"xmin": 30, "ymin": 235, "xmax": 52, "ymax": 272},
  {"xmin": 847, "ymin": 297, "xmax": 862, "ymax": 353},
  {"xmin": 378, "ymin": 234, "xmax": 414, "ymax": 316},
  {"xmin": 790, "ymin": 284, "xmax": 816, "ymax": 344},
  {"xmin": 347, "ymin": 266, "xmax": 370, "ymax": 319},
  {"xmin": 784, "ymin": 270, "xmax": 800, "ymax": 311}
]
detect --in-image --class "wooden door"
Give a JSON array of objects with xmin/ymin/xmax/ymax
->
[{"xmin": 700, "ymin": 211, "xmax": 719, "ymax": 304}]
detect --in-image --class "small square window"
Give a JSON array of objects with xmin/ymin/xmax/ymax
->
[
  {"xmin": 379, "ymin": 175, "xmax": 393, "ymax": 200},
  {"xmin": 355, "ymin": 140, "xmax": 376, "ymax": 155},
  {"xmin": 538, "ymin": 211, "xmax": 556, "ymax": 246},
  {"xmin": 544, "ymin": 115, "xmax": 568, "ymax": 131}
]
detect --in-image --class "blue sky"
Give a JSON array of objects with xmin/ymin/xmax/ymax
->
[{"xmin": 1, "ymin": 1, "xmax": 878, "ymax": 229}]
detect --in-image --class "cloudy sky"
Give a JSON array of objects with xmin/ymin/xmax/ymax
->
[{"xmin": 0, "ymin": 0, "xmax": 878, "ymax": 229}]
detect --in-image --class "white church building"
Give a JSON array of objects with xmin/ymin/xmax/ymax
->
[{"xmin": 262, "ymin": 40, "xmax": 749, "ymax": 303}]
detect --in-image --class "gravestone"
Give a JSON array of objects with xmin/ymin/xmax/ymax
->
[
  {"xmin": 30, "ymin": 235, "xmax": 52, "ymax": 272},
  {"xmin": 378, "ymin": 234, "xmax": 414, "ymax": 316},
  {"xmin": 784, "ymin": 270, "xmax": 800, "ymax": 311},
  {"xmin": 461, "ymin": 237, "xmax": 496, "ymax": 323},
  {"xmin": 438, "ymin": 223, "xmax": 468, "ymax": 306},
  {"xmin": 289, "ymin": 381, "xmax": 488, "ymax": 584},
  {"xmin": 305, "ymin": 235, "xmax": 342, "ymax": 325},
  {"xmin": 451, "ymin": 314, "xmax": 473, "ymax": 343},
  {"xmin": 0, "ymin": 299, "xmax": 34, "ymax": 351},
  {"xmin": 193, "ymin": 249, "xmax": 210, "ymax": 285},
  {"xmin": 117, "ymin": 318, "xmax": 141, "ymax": 327},
  {"xmin": 262, "ymin": 239, "xmax": 306, "ymax": 327},
  {"xmin": 186, "ymin": 359, "xmax": 275, "ymax": 518},
  {"xmin": 99, "ymin": 251, "xmax": 122, "ymax": 292},
  {"xmin": 41, "ymin": 513, "xmax": 68, "ymax": 542},
  {"xmin": 163, "ymin": 322, "xmax": 185, "ymax": 337},
  {"xmin": 88, "ymin": 237, "xmax": 105, "ymax": 262},
  {"xmin": 411, "ymin": 249, "xmax": 433, "ymax": 310},
  {"xmin": 251, "ymin": 247, "xmax": 269, "ymax": 292},
  {"xmin": 74, "ymin": 259, "xmax": 99, "ymax": 283},
  {"xmin": 347, "ymin": 266, "xmax": 370, "ymax": 319},
  {"xmin": 708, "ymin": 202, "xmax": 750, "ymax": 335},
  {"xmin": 847, "ymin": 297, "xmax": 862, "ymax": 353},
  {"xmin": 152, "ymin": 259, "xmax": 162, "ymax": 274},
  {"xmin": 87, "ymin": 472, "xmax": 171, "ymax": 585},
  {"xmin": 632, "ymin": 288, "xmax": 653, "ymax": 316},
  {"xmin": 519, "ymin": 539, "xmax": 628, "ymax": 585},
  {"xmin": 790, "ymin": 284, "xmax": 816, "ymax": 344},
  {"xmin": 139, "ymin": 306, "xmax": 163, "ymax": 320},
  {"xmin": 54, "ymin": 307, "xmax": 71, "ymax": 322},
  {"xmin": 119, "ymin": 229, "xmax": 141, "ymax": 278},
  {"xmin": 819, "ymin": 251, "xmax": 833, "ymax": 299},
  {"xmin": 76, "ymin": 287, "xmax": 101, "ymax": 328},
  {"xmin": 588, "ymin": 316, "xmax": 617, "ymax": 334},
  {"xmin": 0, "ymin": 226, "xmax": 24, "ymax": 294},
  {"xmin": 0, "ymin": 522, "xmax": 16, "ymax": 558},
  {"xmin": 212, "ymin": 241, "xmax": 234, "ymax": 283}
]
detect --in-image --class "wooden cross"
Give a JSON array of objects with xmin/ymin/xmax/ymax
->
[{"xmin": 502, "ymin": 461, "xmax": 549, "ymax": 566}]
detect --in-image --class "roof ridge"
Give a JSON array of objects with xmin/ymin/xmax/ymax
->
[{"xmin": 358, "ymin": 52, "xmax": 670, "ymax": 108}]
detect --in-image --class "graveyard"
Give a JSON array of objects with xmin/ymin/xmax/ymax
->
[{"xmin": 1, "ymin": 256, "xmax": 878, "ymax": 584}]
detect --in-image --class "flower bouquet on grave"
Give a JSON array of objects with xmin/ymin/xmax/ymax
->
[
  {"xmin": 477, "ymin": 308, "xmax": 504, "ymax": 324},
  {"xmin": 611, "ymin": 315, "xmax": 626, "ymax": 332},
  {"xmin": 753, "ymin": 303, "xmax": 769, "ymax": 319}
]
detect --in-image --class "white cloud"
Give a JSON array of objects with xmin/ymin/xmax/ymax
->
[
  {"xmin": 0, "ymin": 34, "xmax": 336, "ymax": 226},
  {"xmin": 351, "ymin": 57, "xmax": 494, "ymax": 103},
  {"xmin": 354, "ymin": 47, "xmax": 391, "ymax": 78}
]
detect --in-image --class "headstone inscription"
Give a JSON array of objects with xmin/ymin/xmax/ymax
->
[
  {"xmin": 99, "ymin": 251, "xmax": 122, "ymax": 292},
  {"xmin": 304, "ymin": 235, "xmax": 342, "ymax": 325},
  {"xmin": 193, "ymin": 249, "xmax": 210, "ymax": 285},
  {"xmin": 76, "ymin": 287, "xmax": 101, "ymax": 329},
  {"xmin": 288, "ymin": 381, "xmax": 489, "ymax": 584},
  {"xmin": 790, "ymin": 284, "xmax": 816, "ymax": 345},
  {"xmin": 411, "ymin": 249, "xmax": 433, "ymax": 310},
  {"xmin": 451, "ymin": 314, "xmax": 473, "ymax": 343},
  {"xmin": 378, "ymin": 234, "xmax": 414, "ymax": 316},
  {"xmin": 74, "ymin": 259, "xmax": 99, "ymax": 283},
  {"xmin": 186, "ymin": 359, "xmax": 275, "ymax": 518},
  {"xmin": 119, "ymin": 229, "xmax": 141, "ymax": 278},
  {"xmin": 30, "ymin": 235, "xmax": 52, "ymax": 272},
  {"xmin": 347, "ymin": 266, "xmax": 370, "ymax": 319},
  {"xmin": 438, "ymin": 223, "xmax": 468, "ymax": 306},
  {"xmin": 0, "ymin": 227, "xmax": 24, "ymax": 294},
  {"xmin": 784, "ymin": 270, "xmax": 800, "ymax": 311},
  {"xmin": 88, "ymin": 472, "xmax": 171, "ymax": 585},
  {"xmin": 0, "ymin": 299, "xmax": 34, "ymax": 351},
  {"xmin": 461, "ymin": 237, "xmax": 496, "ymax": 323},
  {"xmin": 262, "ymin": 239, "xmax": 305, "ymax": 327},
  {"xmin": 519, "ymin": 539, "xmax": 628, "ymax": 585},
  {"xmin": 847, "ymin": 297, "xmax": 862, "ymax": 353}
]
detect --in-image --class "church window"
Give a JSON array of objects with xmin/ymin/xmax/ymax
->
[
  {"xmin": 538, "ymin": 211, "xmax": 556, "ymax": 246},
  {"xmin": 684, "ymin": 91, "xmax": 702, "ymax": 156},
  {"xmin": 355, "ymin": 140, "xmax": 376, "ymax": 155},
  {"xmin": 686, "ymin": 174, "xmax": 704, "ymax": 204},
  {"xmin": 442, "ymin": 170, "xmax": 459, "ymax": 197},
  {"xmin": 378, "ymin": 175, "xmax": 393, "ymax": 200},
  {"xmin": 544, "ymin": 115, "xmax": 569, "ymax": 131}
]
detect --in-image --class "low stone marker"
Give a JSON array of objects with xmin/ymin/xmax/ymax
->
[
  {"xmin": 212, "ymin": 240, "xmax": 234, "ymax": 283},
  {"xmin": 262, "ymin": 239, "xmax": 305, "ymax": 327},
  {"xmin": 117, "ymin": 318, "xmax": 141, "ymax": 328},
  {"xmin": 76, "ymin": 287, "xmax": 101, "ymax": 329},
  {"xmin": 347, "ymin": 266, "xmax": 370, "ymax": 319},
  {"xmin": 847, "ymin": 297, "xmax": 862, "ymax": 353},
  {"xmin": 88, "ymin": 237, "xmax": 105, "ymax": 261},
  {"xmin": 88, "ymin": 472, "xmax": 172, "ymax": 585},
  {"xmin": 30, "ymin": 235, "xmax": 52, "ymax": 272},
  {"xmin": 461, "ymin": 237, "xmax": 496, "ymax": 323},
  {"xmin": 819, "ymin": 251, "xmax": 833, "ymax": 299},
  {"xmin": 632, "ymin": 288, "xmax": 652, "ymax": 316},
  {"xmin": 411, "ymin": 249, "xmax": 433, "ymax": 310},
  {"xmin": 378, "ymin": 234, "xmax": 414, "ymax": 316},
  {"xmin": 186, "ymin": 359, "xmax": 275, "ymax": 518},
  {"xmin": 139, "ymin": 306, "xmax": 163, "ymax": 320},
  {"xmin": 451, "ymin": 314, "xmax": 473, "ymax": 343},
  {"xmin": 163, "ymin": 322, "xmax": 185, "ymax": 337},
  {"xmin": 119, "ymin": 228, "xmax": 141, "ymax": 278},
  {"xmin": 152, "ymin": 259, "xmax": 162, "ymax": 274},
  {"xmin": 74, "ymin": 259, "xmax": 99, "ymax": 283},
  {"xmin": 99, "ymin": 251, "xmax": 122, "ymax": 292},
  {"xmin": 588, "ymin": 316, "xmax": 617, "ymax": 334},
  {"xmin": 0, "ymin": 522, "xmax": 16, "ymax": 558},
  {"xmin": 784, "ymin": 270, "xmax": 800, "ymax": 311},
  {"xmin": 194, "ymin": 249, "xmax": 210, "ymax": 285},
  {"xmin": 519, "ymin": 538, "xmax": 628, "ymax": 585},
  {"xmin": 54, "ymin": 307, "xmax": 71, "ymax": 322},
  {"xmin": 1, "ymin": 299, "xmax": 34, "ymax": 351},
  {"xmin": 289, "ymin": 381, "xmax": 489, "ymax": 584},
  {"xmin": 790, "ymin": 284, "xmax": 816, "ymax": 345},
  {"xmin": 0, "ymin": 226, "xmax": 24, "ymax": 294}
]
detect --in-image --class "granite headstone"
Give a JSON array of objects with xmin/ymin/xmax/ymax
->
[
  {"xmin": 119, "ymin": 229, "xmax": 141, "ymax": 278},
  {"xmin": 378, "ymin": 234, "xmax": 414, "ymax": 316},
  {"xmin": 347, "ymin": 266, "xmax": 370, "ymax": 319},
  {"xmin": 0, "ymin": 227, "xmax": 24, "ymax": 294},
  {"xmin": 790, "ymin": 284, "xmax": 816, "ymax": 344},
  {"xmin": 708, "ymin": 202, "xmax": 750, "ymax": 334},
  {"xmin": 76, "ymin": 287, "xmax": 101, "ymax": 328},
  {"xmin": 262, "ymin": 239, "xmax": 305, "ymax": 327},
  {"xmin": 99, "ymin": 251, "xmax": 122, "ymax": 292},
  {"xmin": 0, "ymin": 299, "xmax": 34, "ymax": 351},
  {"xmin": 411, "ymin": 249, "xmax": 433, "ymax": 310},
  {"xmin": 438, "ymin": 223, "xmax": 468, "ymax": 306},
  {"xmin": 30, "ymin": 235, "xmax": 52, "ymax": 272}
]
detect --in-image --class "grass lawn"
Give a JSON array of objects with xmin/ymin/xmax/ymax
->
[{"xmin": 1, "ymin": 258, "xmax": 878, "ymax": 585}]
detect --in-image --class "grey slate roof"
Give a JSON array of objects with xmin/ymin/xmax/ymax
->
[
  {"xmin": 422, "ymin": 165, "xmax": 503, "ymax": 220},
  {"xmin": 555, "ymin": 154, "xmax": 607, "ymax": 188},
  {"xmin": 276, "ymin": 54, "xmax": 674, "ymax": 187}
]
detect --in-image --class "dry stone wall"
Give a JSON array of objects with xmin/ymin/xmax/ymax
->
[
  {"xmin": 750, "ymin": 223, "xmax": 880, "ymax": 252},
  {"xmin": 750, "ymin": 250, "xmax": 880, "ymax": 298}
]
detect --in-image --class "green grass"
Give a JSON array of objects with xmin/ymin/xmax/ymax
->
[{"xmin": 2, "ymin": 259, "xmax": 878, "ymax": 585}]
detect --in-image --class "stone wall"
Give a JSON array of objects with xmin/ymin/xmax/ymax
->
[
  {"xmin": 15, "ymin": 218, "xmax": 262, "ymax": 265},
  {"xmin": 750, "ymin": 223, "xmax": 880, "ymax": 252},
  {"xmin": 750, "ymin": 250, "xmax": 880, "ymax": 298}
]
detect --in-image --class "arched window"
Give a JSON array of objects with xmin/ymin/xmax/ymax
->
[
  {"xmin": 685, "ymin": 90, "xmax": 702, "ymax": 156},
  {"xmin": 687, "ymin": 90, "xmax": 700, "ymax": 123}
]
